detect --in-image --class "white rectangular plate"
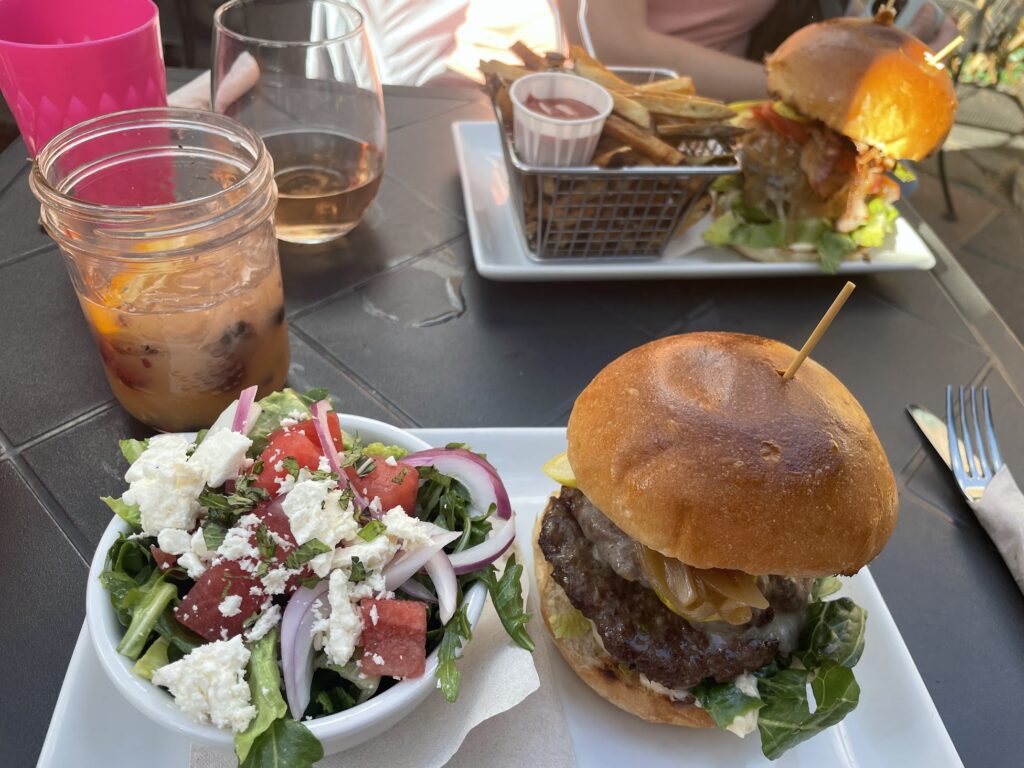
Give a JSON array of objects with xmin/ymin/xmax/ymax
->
[
  {"xmin": 452, "ymin": 121, "xmax": 937, "ymax": 281},
  {"xmin": 40, "ymin": 428, "xmax": 961, "ymax": 768}
]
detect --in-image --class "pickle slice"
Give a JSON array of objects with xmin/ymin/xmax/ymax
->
[{"xmin": 542, "ymin": 451, "xmax": 577, "ymax": 488}]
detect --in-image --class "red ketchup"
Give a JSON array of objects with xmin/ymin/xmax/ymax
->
[{"xmin": 523, "ymin": 94, "xmax": 599, "ymax": 120}]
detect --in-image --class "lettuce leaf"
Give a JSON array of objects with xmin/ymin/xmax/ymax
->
[
  {"xmin": 235, "ymin": 628, "xmax": 288, "ymax": 763},
  {"xmin": 797, "ymin": 597, "xmax": 867, "ymax": 669},
  {"xmin": 693, "ymin": 680, "xmax": 764, "ymax": 730},
  {"xmin": 249, "ymin": 387, "xmax": 330, "ymax": 453},
  {"xmin": 816, "ymin": 230, "xmax": 857, "ymax": 274},
  {"xmin": 549, "ymin": 607, "xmax": 591, "ymax": 639},
  {"xmin": 704, "ymin": 210, "xmax": 739, "ymax": 246},
  {"xmin": 118, "ymin": 438, "xmax": 149, "ymax": 464},
  {"xmin": 131, "ymin": 636, "xmax": 171, "ymax": 681},
  {"xmin": 362, "ymin": 442, "xmax": 410, "ymax": 459},
  {"xmin": 239, "ymin": 717, "xmax": 323, "ymax": 768},
  {"xmin": 102, "ymin": 495, "xmax": 141, "ymax": 529},
  {"xmin": 757, "ymin": 662, "xmax": 860, "ymax": 760},
  {"xmin": 850, "ymin": 197, "xmax": 899, "ymax": 249}
]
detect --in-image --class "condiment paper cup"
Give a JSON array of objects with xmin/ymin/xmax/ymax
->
[{"xmin": 191, "ymin": 553, "xmax": 575, "ymax": 768}]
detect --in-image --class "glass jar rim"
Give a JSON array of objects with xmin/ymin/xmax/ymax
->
[
  {"xmin": 213, "ymin": 0, "xmax": 365, "ymax": 49},
  {"xmin": 29, "ymin": 106, "xmax": 270, "ymax": 218}
]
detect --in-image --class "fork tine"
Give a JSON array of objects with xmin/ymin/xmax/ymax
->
[
  {"xmin": 947, "ymin": 385, "xmax": 968, "ymax": 485},
  {"xmin": 982, "ymin": 387, "xmax": 1004, "ymax": 471},
  {"xmin": 969, "ymin": 387, "xmax": 992, "ymax": 478},
  {"xmin": 958, "ymin": 386, "xmax": 977, "ymax": 476}
]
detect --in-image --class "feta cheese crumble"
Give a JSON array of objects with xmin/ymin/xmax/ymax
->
[
  {"xmin": 281, "ymin": 476, "xmax": 358, "ymax": 576},
  {"xmin": 218, "ymin": 595, "xmax": 243, "ymax": 617},
  {"xmin": 151, "ymin": 636, "xmax": 255, "ymax": 732},
  {"xmin": 381, "ymin": 506, "xmax": 434, "ymax": 549},
  {"xmin": 188, "ymin": 429, "xmax": 252, "ymax": 488},
  {"xmin": 123, "ymin": 434, "xmax": 205, "ymax": 536},
  {"xmin": 245, "ymin": 604, "xmax": 282, "ymax": 642},
  {"xmin": 261, "ymin": 566, "xmax": 292, "ymax": 595},
  {"xmin": 217, "ymin": 522, "xmax": 259, "ymax": 562},
  {"xmin": 325, "ymin": 569, "xmax": 362, "ymax": 665},
  {"xmin": 156, "ymin": 528, "xmax": 192, "ymax": 556}
]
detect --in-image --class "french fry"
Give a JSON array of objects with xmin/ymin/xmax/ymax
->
[
  {"xmin": 479, "ymin": 59, "xmax": 531, "ymax": 82},
  {"xmin": 510, "ymin": 40, "xmax": 547, "ymax": 71},
  {"xmin": 570, "ymin": 46, "xmax": 634, "ymax": 93},
  {"xmin": 638, "ymin": 76, "xmax": 696, "ymax": 95},
  {"xmin": 631, "ymin": 92, "xmax": 735, "ymax": 120},
  {"xmin": 603, "ymin": 114, "xmax": 685, "ymax": 165},
  {"xmin": 609, "ymin": 91, "xmax": 652, "ymax": 129},
  {"xmin": 656, "ymin": 120, "xmax": 747, "ymax": 140},
  {"xmin": 483, "ymin": 73, "xmax": 513, "ymax": 127}
]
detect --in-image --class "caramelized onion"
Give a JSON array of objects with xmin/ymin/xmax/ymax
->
[{"xmin": 636, "ymin": 544, "xmax": 767, "ymax": 626}]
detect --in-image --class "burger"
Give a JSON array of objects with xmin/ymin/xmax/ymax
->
[
  {"xmin": 534, "ymin": 333, "xmax": 898, "ymax": 759},
  {"xmin": 704, "ymin": 17, "xmax": 957, "ymax": 271}
]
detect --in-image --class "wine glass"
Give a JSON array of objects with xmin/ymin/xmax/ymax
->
[{"xmin": 213, "ymin": 0, "xmax": 386, "ymax": 245}]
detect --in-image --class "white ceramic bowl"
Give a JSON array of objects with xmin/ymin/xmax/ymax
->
[{"xmin": 86, "ymin": 414, "xmax": 489, "ymax": 756}]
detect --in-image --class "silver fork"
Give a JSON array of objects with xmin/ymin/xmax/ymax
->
[{"xmin": 946, "ymin": 385, "xmax": 1005, "ymax": 502}]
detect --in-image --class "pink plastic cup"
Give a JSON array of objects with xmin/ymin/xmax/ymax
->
[{"xmin": 0, "ymin": 0, "xmax": 167, "ymax": 156}]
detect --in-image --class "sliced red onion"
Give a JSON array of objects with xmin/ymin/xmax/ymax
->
[
  {"xmin": 400, "ymin": 448, "xmax": 511, "ymax": 520},
  {"xmin": 398, "ymin": 579, "xmax": 438, "ymax": 603},
  {"xmin": 310, "ymin": 400, "xmax": 367, "ymax": 508},
  {"xmin": 425, "ymin": 552, "xmax": 457, "ymax": 624},
  {"xmin": 382, "ymin": 531, "xmax": 460, "ymax": 592},
  {"xmin": 231, "ymin": 385, "xmax": 258, "ymax": 433},
  {"xmin": 448, "ymin": 511, "xmax": 517, "ymax": 575},
  {"xmin": 280, "ymin": 580, "xmax": 329, "ymax": 720}
]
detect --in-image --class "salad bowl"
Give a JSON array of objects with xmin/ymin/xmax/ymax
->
[{"xmin": 86, "ymin": 413, "xmax": 489, "ymax": 756}]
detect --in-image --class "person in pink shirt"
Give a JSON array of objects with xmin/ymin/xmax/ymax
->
[{"xmin": 561, "ymin": 0, "xmax": 959, "ymax": 101}]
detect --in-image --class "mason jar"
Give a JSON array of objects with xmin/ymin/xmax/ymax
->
[{"xmin": 30, "ymin": 107, "xmax": 289, "ymax": 431}]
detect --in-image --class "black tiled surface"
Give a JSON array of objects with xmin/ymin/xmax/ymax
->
[
  {"xmin": 870, "ymin": 492, "xmax": 1024, "ymax": 768},
  {"xmin": 3, "ymin": 77, "xmax": 1024, "ymax": 768},
  {"xmin": 0, "ymin": 249, "xmax": 113, "ymax": 444},
  {"xmin": 280, "ymin": 174, "xmax": 463, "ymax": 313},
  {"xmin": 294, "ymin": 237, "xmax": 653, "ymax": 426},
  {"xmin": 0, "ymin": 460, "xmax": 86, "ymax": 768}
]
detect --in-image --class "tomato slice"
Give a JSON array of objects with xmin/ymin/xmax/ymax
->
[
  {"xmin": 753, "ymin": 102, "xmax": 810, "ymax": 144},
  {"xmin": 253, "ymin": 428, "xmax": 324, "ymax": 495},
  {"xmin": 358, "ymin": 599, "xmax": 427, "ymax": 678},
  {"xmin": 293, "ymin": 413, "xmax": 343, "ymax": 452},
  {"xmin": 345, "ymin": 461, "xmax": 419, "ymax": 513}
]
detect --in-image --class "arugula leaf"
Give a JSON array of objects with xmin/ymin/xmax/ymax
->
[
  {"xmin": 118, "ymin": 438, "xmax": 149, "ymax": 464},
  {"xmin": 362, "ymin": 442, "xmax": 410, "ymax": 459},
  {"xmin": 117, "ymin": 580, "xmax": 177, "ymax": 660},
  {"xmin": 757, "ymin": 662, "xmax": 860, "ymax": 760},
  {"xmin": 811, "ymin": 576, "xmax": 842, "ymax": 601},
  {"xmin": 357, "ymin": 520, "xmax": 386, "ymax": 542},
  {"xmin": 235, "ymin": 628, "xmax": 287, "ymax": 763},
  {"xmin": 131, "ymin": 636, "xmax": 171, "ymax": 681},
  {"xmin": 798, "ymin": 597, "xmax": 867, "ymax": 669},
  {"xmin": 479, "ymin": 555, "xmax": 534, "ymax": 651},
  {"xmin": 693, "ymin": 680, "xmax": 764, "ymax": 731},
  {"xmin": 549, "ymin": 607, "xmax": 590, "ymax": 639},
  {"xmin": 284, "ymin": 539, "xmax": 332, "ymax": 570},
  {"xmin": 102, "ymin": 496, "xmax": 141, "ymax": 529},
  {"xmin": 437, "ymin": 604, "xmax": 473, "ymax": 702},
  {"xmin": 239, "ymin": 717, "xmax": 323, "ymax": 768},
  {"xmin": 248, "ymin": 388, "xmax": 329, "ymax": 454}
]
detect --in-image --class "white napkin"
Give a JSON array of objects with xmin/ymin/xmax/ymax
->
[
  {"xmin": 167, "ymin": 54, "xmax": 260, "ymax": 113},
  {"xmin": 190, "ymin": 559, "xmax": 574, "ymax": 768},
  {"xmin": 974, "ymin": 465, "xmax": 1024, "ymax": 596}
]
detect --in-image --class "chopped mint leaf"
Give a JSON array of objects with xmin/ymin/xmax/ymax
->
[
  {"xmin": 203, "ymin": 522, "xmax": 228, "ymax": 552},
  {"xmin": 282, "ymin": 456, "xmax": 301, "ymax": 478},
  {"xmin": 284, "ymin": 539, "xmax": 331, "ymax": 570},
  {"xmin": 255, "ymin": 524, "xmax": 277, "ymax": 561},
  {"xmin": 358, "ymin": 520, "xmax": 386, "ymax": 542},
  {"xmin": 349, "ymin": 557, "xmax": 367, "ymax": 583}
]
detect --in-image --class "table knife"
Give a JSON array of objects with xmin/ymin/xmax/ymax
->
[{"xmin": 907, "ymin": 403, "xmax": 953, "ymax": 468}]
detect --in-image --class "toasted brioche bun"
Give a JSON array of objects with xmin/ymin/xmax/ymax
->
[
  {"xmin": 766, "ymin": 18, "xmax": 956, "ymax": 161},
  {"xmin": 733, "ymin": 243, "xmax": 867, "ymax": 265},
  {"xmin": 532, "ymin": 511, "xmax": 714, "ymax": 729},
  {"xmin": 567, "ymin": 332, "xmax": 897, "ymax": 577}
]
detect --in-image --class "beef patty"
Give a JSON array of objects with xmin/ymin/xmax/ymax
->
[{"xmin": 539, "ymin": 487, "xmax": 810, "ymax": 690}]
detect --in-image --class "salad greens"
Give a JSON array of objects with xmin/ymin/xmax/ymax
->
[
  {"xmin": 236, "ymin": 629, "xmax": 291, "ymax": 763},
  {"xmin": 239, "ymin": 718, "xmax": 324, "ymax": 768},
  {"xmin": 436, "ymin": 604, "xmax": 473, "ymax": 703},
  {"xmin": 692, "ymin": 583, "xmax": 868, "ymax": 760},
  {"xmin": 704, "ymin": 180, "xmax": 899, "ymax": 274},
  {"xmin": 248, "ymin": 387, "xmax": 327, "ymax": 454},
  {"xmin": 479, "ymin": 555, "xmax": 534, "ymax": 652}
]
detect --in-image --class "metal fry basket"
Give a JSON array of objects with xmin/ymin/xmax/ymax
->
[{"xmin": 496, "ymin": 67, "xmax": 741, "ymax": 262}]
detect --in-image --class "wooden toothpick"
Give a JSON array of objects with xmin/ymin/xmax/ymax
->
[
  {"xmin": 930, "ymin": 35, "xmax": 964, "ymax": 64},
  {"xmin": 782, "ymin": 281, "xmax": 856, "ymax": 382}
]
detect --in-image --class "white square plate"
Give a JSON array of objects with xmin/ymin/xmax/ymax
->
[
  {"xmin": 40, "ymin": 428, "xmax": 961, "ymax": 768},
  {"xmin": 452, "ymin": 122, "xmax": 937, "ymax": 281}
]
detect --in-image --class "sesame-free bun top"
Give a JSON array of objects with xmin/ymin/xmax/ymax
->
[
  {"xmin": 765, "ymin": 18, "xmax": 957, "ymax": 161},
  {"xmin": 566, "ymin": 333, "xmax": 897, "ymax": 577}
]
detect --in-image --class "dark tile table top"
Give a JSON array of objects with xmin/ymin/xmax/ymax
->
[{"xmin": 4, "ymin": 69, "xmax": 1024, "ymax": 767}]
